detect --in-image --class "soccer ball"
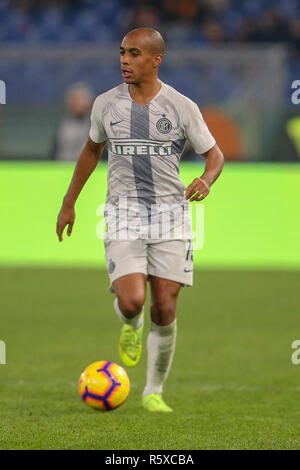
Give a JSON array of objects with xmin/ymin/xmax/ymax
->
[{"xmin": 78, "ymin": 360, "xmax": 130, "ymax": 411}]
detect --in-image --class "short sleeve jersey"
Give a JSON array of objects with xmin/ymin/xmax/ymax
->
[{"xmin": 90, "ymin": 81, "xmax": 216, "ymax": 237}]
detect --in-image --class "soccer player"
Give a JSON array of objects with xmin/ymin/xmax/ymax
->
[{"xmin": 56, "ymin": 28, "xmax": 224, "ymax": 412}]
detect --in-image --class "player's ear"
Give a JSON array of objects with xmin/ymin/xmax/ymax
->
[{"xmin": 153, "ymin": 54, "xmax": 163, "ymax": 69}]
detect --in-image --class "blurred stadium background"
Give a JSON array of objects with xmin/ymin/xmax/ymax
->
[
  {"xmin": 0, "ymin": 0, "xmax": 300, "ymax": 162},
  {"xmin": 1, "ymin": 0, "xmax": 300, "ymax": 450}
]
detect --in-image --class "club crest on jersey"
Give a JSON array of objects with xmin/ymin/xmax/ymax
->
[
  {"xmin": 108, "ymin": 259, "xmax": 116, "ymax": 273},
  {"xmin": 156, "ymin": 117, "xmax": 172, "ymax": 134}
]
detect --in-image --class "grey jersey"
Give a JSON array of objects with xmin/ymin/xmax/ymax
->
[{"xmin": 89, "ymin": 81, "xmax": 216, "ymax": 239}]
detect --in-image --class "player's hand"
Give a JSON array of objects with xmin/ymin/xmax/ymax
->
[
  {"xmin": 185, "ymin": 177, "xmax": 210, "ymax": 202},
  {"xmin": 56, "ymin": 203, "xmax": 75, "ymax": 242}
]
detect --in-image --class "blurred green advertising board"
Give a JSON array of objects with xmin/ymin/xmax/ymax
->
[{"xmin": 0, "ymin": 162, "xmax": 299, "ymax": 270}]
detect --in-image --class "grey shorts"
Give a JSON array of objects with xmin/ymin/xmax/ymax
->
[{"xmin": 104, "ymin": 238, "xmax": 193, "ymax": 292}]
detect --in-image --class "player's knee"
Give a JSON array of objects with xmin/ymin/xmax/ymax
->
[
  {"xmin": 151, "ymin": 297, "xmax": 176, "ymax": 325},
  {"xmin": 118, "ymin": 293, "xmax": 144, "ymax": 318}
]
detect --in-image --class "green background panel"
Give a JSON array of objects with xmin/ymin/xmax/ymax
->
[{"xmin": 0, "ymin": 162, "xmax": 299, "ymax": 268}]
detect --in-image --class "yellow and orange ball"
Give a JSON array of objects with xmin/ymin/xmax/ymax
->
[{"xmin": 79, "ymin": 360, "xmax": 130, "ymax": 411}]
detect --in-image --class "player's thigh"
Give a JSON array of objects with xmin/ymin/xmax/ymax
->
[
  {"xmin": 104, "ymin": 238, "xmax": 147, "ymax": 306},
  {"xmin": 149, "ymin": 275, "xmax": 182, "ymax": 306}
]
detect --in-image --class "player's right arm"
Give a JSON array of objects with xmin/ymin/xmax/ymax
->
[{"xmin": 56, "ymin": 137, "xmax": 106, "ymax": 242}]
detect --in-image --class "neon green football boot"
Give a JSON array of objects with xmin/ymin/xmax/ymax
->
[
  {"xmin": 119, "ymin": 314, "xmax": 144, "ymax": 367},
  {"xmin": 142, "ymin": 394, "xmax": 173, "ymax": 413}
]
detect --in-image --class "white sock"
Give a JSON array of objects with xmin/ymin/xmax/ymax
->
[
  {"xmin": 143, "ymin": 319, "xmax": 177, "ymax": 397},
  {"xmin": 113, "ymin": 297, "xmax": 143, "ymax": 329}
]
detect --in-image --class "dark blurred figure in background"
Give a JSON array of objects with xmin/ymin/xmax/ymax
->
[
  {"xmin": 125, "ymin": 2, "xmax": 160, "ymax": 32},
  {"xmin": 52, "ymin": 83, "xmax": 93, "ymax": 161},
  {"xmin": 289, "ymin": 18, "xmax": 300, "ymax": 56},
  {"xmin": 262, "ymin": 8, "xmax": 290, "ymax": 42}
]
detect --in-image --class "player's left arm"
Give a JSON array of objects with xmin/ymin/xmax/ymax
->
[{"xmin": 185, "ymin": 143, "xmax": 224, "ymax": 202}]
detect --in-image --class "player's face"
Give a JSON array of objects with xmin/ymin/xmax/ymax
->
[{"xmin": 120, "ymin": 35, "xmax": 160, "ymax": 84}]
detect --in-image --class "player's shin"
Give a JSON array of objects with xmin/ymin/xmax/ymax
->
[{"xmin": 143, "ymin": 319, "xmax": 177, "ymax": 396}]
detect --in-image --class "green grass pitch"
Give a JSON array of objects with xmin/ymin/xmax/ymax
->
[{"xmin": 0, "ymin": 267, "xmax": 299, "ymax": 450}]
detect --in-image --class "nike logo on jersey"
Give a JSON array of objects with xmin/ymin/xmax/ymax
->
[
  {"xmin": 184, "ymin": 268, "xmax": 193, "ymax": 273},
  {"xmin": 110, "ymin": 120, "xmax": 123, "ymax": 126}
]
